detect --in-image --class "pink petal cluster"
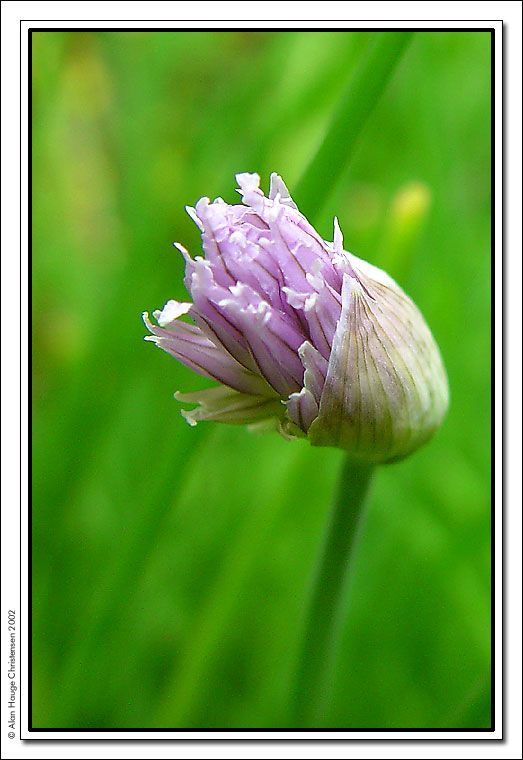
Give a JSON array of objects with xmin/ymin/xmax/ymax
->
[{"xmin": 144, "ymin": 173, "xmax": 448, "ymax": 463}]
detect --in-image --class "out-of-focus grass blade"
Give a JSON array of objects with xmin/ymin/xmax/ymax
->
[
  {"xmin": 55, "ymin": 425, "xmax": 210, "ymax": 725},
  {"xmin": 151, "ymin": 432, "xmax": 341, "ymax": 727},
  {"xmin": 295, "ymin": 32, "xmax": 415, "ymax": 220}
]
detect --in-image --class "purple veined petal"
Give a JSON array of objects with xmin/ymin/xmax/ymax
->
[
  {"xmin": 175, "ymin": 385, "xmax": 284, "ymax": 427},
  {"xmin": 307, "ymin": 282, "xmax": 342, "ymax": 352},
  {"xmin": 264, "ymin": 202, "xmax": 337, "ymax": 290},
  {"xmin": 236, "ymin": 172, "xmax": 323, "ymax": 251},
  {"xmin": 298, "ymin": 341, "xmax": 328, "ymax": 404},
  {"xmin": 257, "ymin": 235, "xmax": 314, "ymax": 298},
  {"xmin": 276, "ymin": 218, "xmax": 340, "ymax": 291},
  {"xmin": 187, "ymin": 178, "xmax": 341, "ymax": 336},
  {"xmin": 185, "ymin": 257, "xmax": 259, "ymax": 373},
  {"xmin": 240, "ymin": 249, "xmax": 287, "ymax": 312},
  {"xmin": 218, "ymin": 283, "xmax": 304, "ymax": 397},
  {"xmin": 302, "ymin": 295, "xmax": 333, "ymax": 360},
  {"xmin": 282, "ymin": 288, "xmax": 329, "ymax": 358},
  {"xmin": 276, "ymin": 225, "xmax": 341, "ymax": 293},
  {"xmin": 143, "ymin": 308, "xmax": 274, "ymax": 398},
  {"xmin": 190, "ymin": 197, "xmax": 236, "ymax": 289},
  {"xmin": 239, "ymin": 289, "xmax": 309, "ymax": 383},
  {"xmin": 280, "ymin": 286, "xmax": 319, "ymax": 343},
  {"xmin": 208, "ymin": 214, "xmax": 283, "ymax": 309},
  {"xmin": 286, "ymin": 387, "xmax": 319, "ymax": 433},
  {"xmin": 236, "ymin": 173, "xmax": 338, "ymax": 288},
  {"xmin": 283, "ymin": 338, "xmax": 326, "ymax": 434},
  {"xmin": 195, "ymin": 200, "xmax": 288, "ymax": 311},
  {"xmin": 191, "ymin": 197, "xmax": 271, "ymax": 288},
  {"xmin": 237, "ymin": 208, "xmax": 271, "ymax": 232},
  {"xmin": 184, "ymin": 253, "xmax": 302, "ymax": 378},
  {"xmin": 189, "ymin": 194, "xmax": 270, "ymax": 238},
  {"xmin": 226, "ymin": 228, "xmax": 287, "ymax": 309},
  {"xmin": 283, "ymin": 281, "xmax": 342, "ymax": 361}
]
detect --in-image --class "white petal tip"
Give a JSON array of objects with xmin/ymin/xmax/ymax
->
[
  {"xmin": 235, "ymin": 172, "xmax": 261, "ymax": 192},
  {"xmin": 180, "ymin": 409, "xmax": 198, "ymax": 427},
  {"xmin": 269, "ymin": 173, "xmax": 297, "ymax": 208},
  {"xmin": 173, "ymin": 241, "xmax": 190, "ymax": 258},
  {"xmin": 185, "ymin": 205, "xmax": 204, "ymax": 231},
  {"xmin": 155, "ymin": 299, "xmax": 192, "ymax": 327},
  {"xmin": 142, "ymin": 311, "xmax": 156, "ymax": 331},
  {"xmin": 333, "ymin": 217, "xmax": 344, "ymax": 252}
]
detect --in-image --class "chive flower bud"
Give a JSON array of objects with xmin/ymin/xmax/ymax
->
[{"xmin": 143, "ymin": 173, "xmax": 448, "ymax": 464}]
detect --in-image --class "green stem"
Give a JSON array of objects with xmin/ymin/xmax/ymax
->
[
  {"xmin": 291, "ymin": 456, "xmax": 375, "ymax": 727},
  {"xmin": 294, "ymin": 31, "xmax": 415, "ymax": 220}
]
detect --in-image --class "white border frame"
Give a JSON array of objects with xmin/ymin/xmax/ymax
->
[{"xmin": 2, "ymin": 3, "xmax": 520, "ymax": 754}]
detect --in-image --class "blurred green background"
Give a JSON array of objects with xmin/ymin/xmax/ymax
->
[{"xmin": 32, "ymin": 30, "xmax": 491, "ymax": 729}]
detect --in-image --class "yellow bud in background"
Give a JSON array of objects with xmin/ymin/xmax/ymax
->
[{"xmin": 379, "ymin": 182, "xmax": 432, "ymax": 281}]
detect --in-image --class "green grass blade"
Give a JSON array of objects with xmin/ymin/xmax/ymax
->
[{"xmin": 294, "ymin": 32, "xmax": 415, "ymax": 219}]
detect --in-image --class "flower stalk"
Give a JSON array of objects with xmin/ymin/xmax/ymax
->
[{"xmin": 291, "ymin": 456, "xmax": 374, "ymax": 727}]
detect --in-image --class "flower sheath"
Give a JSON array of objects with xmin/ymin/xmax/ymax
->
[{"xmin": 143, "ymin": 173, "xmax": 448, "ymax": 464}]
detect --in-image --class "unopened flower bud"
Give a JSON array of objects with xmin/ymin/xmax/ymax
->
[{"xmin": 143, "ymin": 173, "xmax": 448, "ymax": 464}]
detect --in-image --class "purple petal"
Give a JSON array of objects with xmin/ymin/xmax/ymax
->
[
  {"xmin": 185, "ymin": 257, "xmax": 259, "ymax": 372},
  {"xmin": 298, "ymin": 341, "xmax": 328, "ymax": 403},
  {"xmin": 218, "ymin": 283, "xmax": 305, "ymax": 397},
  {"xmin": 286, "ymin": 387, "xmax": 319, "ymax": 433},
  {"xmin": 283, "ymin": 281, "xmax": 342, "ymax": 361},
  {"xmin": 143, "ymin": 308, "xmax": 274, "ymax": 397},
  {"xmin": 193, "ymin": 198, "xmax": 287, "ymax": 311},
  {"xmin": 235, "ymin": 173, "xmax": 340, "ymax": 291}
]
